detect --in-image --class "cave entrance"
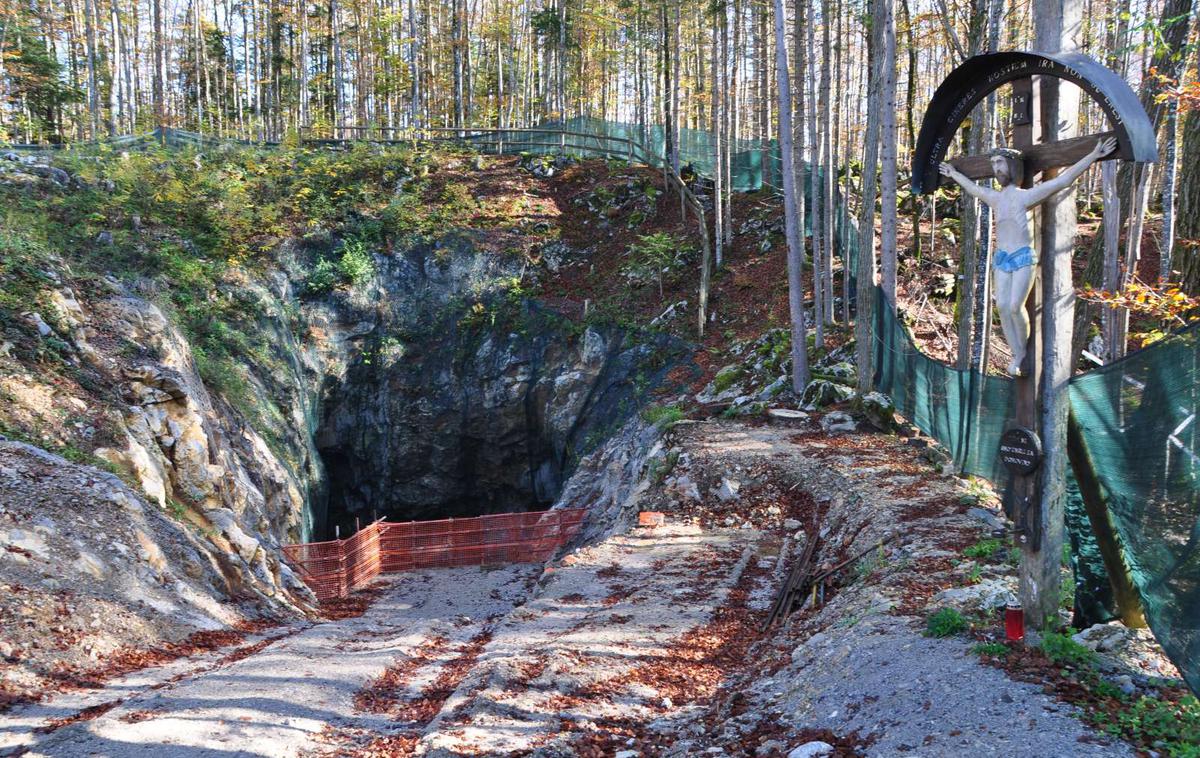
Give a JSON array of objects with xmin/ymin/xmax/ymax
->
[{"xmin": 315, "ymin": 437, "xmax": 561, "ymax": 542}]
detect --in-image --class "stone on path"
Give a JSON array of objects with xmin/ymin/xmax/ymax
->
[
  {"xmin": 820, "ymin": 411, "xmax": 857, "ymax": 433},
  {"xmin": 788, "ymin": 741, "xmax": 835, "ymax": 758},
  {"xmin": 767, "ymin": 408, "xmax": 809, "ymax": 426}
]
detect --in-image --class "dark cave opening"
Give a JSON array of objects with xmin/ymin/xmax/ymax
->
[
  {"xmin": 314, "ymin": 435, "xmax": 559, "ymax": 542},
  {"xmin": 306, "ymin": 297, "xmax": 685, "ymax": 543}
]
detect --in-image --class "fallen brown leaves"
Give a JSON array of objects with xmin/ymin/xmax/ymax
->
[
  {"xmin": 394, "ymin": 627, "xmax": 493, "ymax": 725},
  {"xmin": 118, "ymin": 708, "xmax": 162, "ymax": 723},
  {"xmin": 327, "ymin": 625, "xmax": 496, "ymax": 757},
  {"xmin": 217, "ymin": 632, "xmax": 289, "ymax": 665},
  {"xmin": 32, "ymin": 699, "xmax": 122, "ymax": 734},
  {"xmin": 319, "ymin": 583, "xmax": 388, "ymax": 621},
  {"xmin": 567, "ymin": 548, "xmax": 771, "ymax": 755},
  {"xmin": 353, "ymin": 635, "xmax": 449, "ymax": 714},
  {"xmin": 0, "ymin": 618, "xmax": 286, "ymax": 715}
]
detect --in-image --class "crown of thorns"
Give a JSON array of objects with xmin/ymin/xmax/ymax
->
[{"xmin": 989, "ymin": 147, "xmax": 1023, "ymax": 160}]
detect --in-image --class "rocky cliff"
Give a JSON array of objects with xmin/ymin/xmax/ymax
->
[{"xmin": 312, "ymin": 235, "xmax": 683, "ymax": 534}]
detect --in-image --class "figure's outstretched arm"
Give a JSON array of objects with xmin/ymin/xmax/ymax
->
[
  {"xmin": 1023, "ymin": 136, "xmax": 1118, "ymax": 207},
  {"xmin": 939, "ymin": 161, "xmax": 996, "ymax": 204}
]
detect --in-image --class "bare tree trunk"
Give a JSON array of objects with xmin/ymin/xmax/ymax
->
[
  {"xmin": 453, "ymin": 0, "xmax": 464, "ymax": 129},
  {"xmin": 1024, "ymin": 0, "xmax": 1081, "ymax": 632},
  {"xmin": 773, "ymin": 0, "xmax": 809, "ymax": 393},
  {"xmin": 804, "ymin": 0, "xmax": 823, "ymax": 345},
  {"xmin": 1161, "ymin": 86, "xmax": 1182, "ymax": 282},
  {"xmin": 1101, "ymin": 160, "xmax": 1121, "ymax": 362},
  {"xmin": 725, "ymin": 0, "xmax": 738, "ymax": 245},
  {"xmin": 854, "ymin": 0, "xmax": 886, "ymax": 393},
  {"xmin": 711, "ymin": 11, "xmax": 724, "ymax": 268},
  {"xmin": 83, "ymin": 0, "xmax": 100, "ymax": 137},
  {"xmin": 670, "ymin": 0, "xmax": 680, "ymax": 171},
  {"xmin": 878, "ymin": 0, "xmax": 897, "ymax": 306},
  {"xmin": 900, "ymin": 0, "xmax": 919, "ymax": 263},
  {"xmin": 821, "ymin": 0, "xmax": 834, "ymax": 325}
]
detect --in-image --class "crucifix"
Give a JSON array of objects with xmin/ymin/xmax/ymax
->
[
  {"xmin": 912, "ymin": 51, "xmax": 1157, "ymax": 628},
  {"xmin": 939, "ymin": 136, "xmax": 1117, "ymax": 377}
]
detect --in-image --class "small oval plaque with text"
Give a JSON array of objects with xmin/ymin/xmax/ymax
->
[{"xmin": 999, "ymin": 427, "xmax": 1042, "ymax": 476}]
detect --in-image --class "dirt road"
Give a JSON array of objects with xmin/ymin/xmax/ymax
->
[{"xmin": 1, "ymin": 522, "xmax": 768, "ymax": 758}]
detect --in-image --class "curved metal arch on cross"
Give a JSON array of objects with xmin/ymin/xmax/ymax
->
[{"xmin": 911, "ymin": 50, "xmax": 1157, "ymax": 196}]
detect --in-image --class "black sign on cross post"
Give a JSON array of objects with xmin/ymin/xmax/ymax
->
[{"xmin": 912, "ymin": 51, "xmax": 1156, "ymax": 628}]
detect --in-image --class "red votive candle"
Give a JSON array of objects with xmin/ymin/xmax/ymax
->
[{"xmin": 1005, "ymin": 601, "xmax": 1025, "ymax": 642}]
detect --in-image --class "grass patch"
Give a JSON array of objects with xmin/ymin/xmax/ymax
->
[
  {"xmin": 971, "ymin": 642, "xmax": 1010, "ymax": 657},
  {"xmin": 641, "ymin": 403, "xmax": 685, "ymax": 428},
  {"xmin": 924, "ymin": 607, "xmax": 968, "ymax": 638},
  {"xmin": 963, "ymin": 538, "xmax": 1002, "ymax": 560}
]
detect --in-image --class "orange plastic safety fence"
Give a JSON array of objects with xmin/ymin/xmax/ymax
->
[{"xmin": 282, "ymin": 509, "xmax": 587, "ymax": 601}]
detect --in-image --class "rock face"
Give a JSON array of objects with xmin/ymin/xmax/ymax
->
[
  {"xmin": 3, "ymin": 227, "xmax": 683, "ymax": 572},
  {"xmin": 10, "ymin": 276, "xmax": 323, "ymax": 607},
  {"xmin": 0, "ymin": 440, "xmax": 311, "ymax": 704},
  {"xmin": 312, "ymin": 238, "xmax": 683, "ymax": 534}
]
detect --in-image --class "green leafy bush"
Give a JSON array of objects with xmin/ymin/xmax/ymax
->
[
  {"xmin": 642, "ymin": 404, "xmax": 685, "ymax": 428},
  {"xmin": 622, "ymin": 232, "xmax": 688, "ymax": 297},
  {"xmin": 1040, "ymin": 632, "xmax": 1095, "ymax": 668},
  {"xmin": 924, "ymin": 607, "xmax": 968, "ymax": 638},
  {"xmin": 305, "ymin": 258, "xmax": 340, "ymax": 295},
  {"xmin": 971, "ymin": 642, "xmax": 1010, "ymax": 657},
  {"xmin": 337, "ymin": 239, "xmax": 375, "ymax": 287},
  {"xmin": 963, "ymin": 538, "xmax": 1002, "ymax": 560},
  {"xmin": 1089, "ymin": 694, "xmax": 1200, "ymax": 756}
]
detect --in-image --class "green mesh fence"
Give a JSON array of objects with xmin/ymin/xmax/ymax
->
[
  {"xmin": 871, "ymin": 286, "xmax": 1015, "ymax": 481},
  {"xmin": 1066, "ymin": 473, "xmax": 1119, "ymax": 625},
  {"xmin": 870, "ymin": 279, "xmax": 1200, "ymax": 690},
  {"xmin": 1069, "ymin": 323, "xmax": 1200, "ymax": 693},
  {"xmin": 462, "ymin": 116, "xmax": 781, "ymax": 192}
]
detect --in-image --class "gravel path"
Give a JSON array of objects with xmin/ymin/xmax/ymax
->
[
  {"xmin": 413, "ymin": 524, "xmax": 762, "ymax": 757},
  {"xmin": 2, "ymin": 566, "xmax": 537, "ymax": 758}
]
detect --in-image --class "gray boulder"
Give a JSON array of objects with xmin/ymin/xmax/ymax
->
[{"xmin": 801, "ymin": 379, "xmax": 853, "ymax": 410}]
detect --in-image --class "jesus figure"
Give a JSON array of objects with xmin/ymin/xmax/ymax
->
[{"xmin": 938, "ymin": 136, "xmax": 1116, "ymax": 376}]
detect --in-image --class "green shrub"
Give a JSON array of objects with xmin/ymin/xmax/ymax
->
[
  {"xmin": 963, "ymin": 538, "xmax": 1002, "ymax": 560},
  {"xmin": 0, "ymin": 230, "xmax": 54, "ymax": 331},
  {"xmin": 924, "ymin": 607, "xmax": 968, "ymax": 638},
  {"xmin": 337, "ymin": 239, "xmax": 375, "ymax": 287},
  {"xmin": 622, "ymin": 232, "xmax": 688, "ymax": 297},
  {"xmin": 305, "ymin": 258, "xmax": 340, "ymax": 294},
  {"xmin": 438, "ymin": 182, "xmax": 475, "ymax": 209},
  {"xmin": 642, "ymin": 404, "xmax": 685, "ymax": 428},
  {"xmin": 1040, "ymin": 632, "xmax": 1094, "ymax": 668},
  {"xmin": 1089, "ymin": 694, "xmax": 1200, "ymax": 756},
  {"xmin": 971, "ymin": 642, "xmax": 1010, "ymax": 657}
]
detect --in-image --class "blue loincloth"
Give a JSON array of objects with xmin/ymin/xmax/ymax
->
[{"xmin": 993, "ymin": 246, "xmax": 1036, "ymax": 273}]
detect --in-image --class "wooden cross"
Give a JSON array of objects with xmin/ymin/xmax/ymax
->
[
  {"xmin": 913, "ymin": 51, "xmax": 1157, "ymax": 630},
  {"xmin": 939, "ymin": 75, "xmax": 1138, "ymax": 628}
]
